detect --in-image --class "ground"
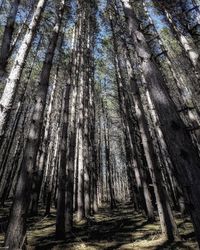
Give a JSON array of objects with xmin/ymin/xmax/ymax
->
[{"xmin": 0, "ymin": 203, "xmax": 198, "ymax": 249}]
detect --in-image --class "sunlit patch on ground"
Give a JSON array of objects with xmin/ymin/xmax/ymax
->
[{"xmin": 0, "ymin": 203, "xmax": 198, "ymax": 249}]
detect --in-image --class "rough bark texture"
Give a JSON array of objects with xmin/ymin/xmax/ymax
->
[
  {"xmin": 0, "ymin": 0, "xmax": 20, "ymax": 75},
  {"xmin": 0, "ymin": 0, "xmax": 47, "ymax": 145},
  {"xmin": 122, "ymin": 0, "xmax": 200, "ymax": 245},
  {"xmin": 4, "ymin": 1, "xmax": 65, "ymax": 248}
]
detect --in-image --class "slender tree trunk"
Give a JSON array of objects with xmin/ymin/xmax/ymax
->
[
  {"xmin": 122, "ymin": 0, "xmax": 200, "ymax": 245},
  {"xmin": 45, "ymin": 128, "xmax": 59, "ymax": 216},
  {"xmin": 4, "ymin": 2, "xmax": 65, "ymax": 248},
  {"xmin": 31, "ymin": 64, "xmax": 59, "ymax": 215},
  {"xmin": 0, "ymin": 0, "xmax": 47, "ymax": 145},
  {"xmin": 0, "ymin": 0, "xmax": 20, "ymax": 75},
  {"xmin": 56, "ymin": 83, "xmax": 70, "ymax": 238},
  {"xmin": 77, "ymin": 65, "xmax": 85, "ymax": 221},
  {"xmin": 65, "ymin": 68, "xmax": 78, "ymax": 232},
  {"xmin": 102, "ymin": 100, "xmax": 116, "ymax": 209}
]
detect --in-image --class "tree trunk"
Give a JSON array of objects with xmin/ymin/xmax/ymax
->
[
  {"xmin": 0, "ymin": 0, "xmax": 47, "ymax": 145},
  {"xmin": 122, "ymin": 0, "xmax": 200, "ymax": 245},
  {"xmin": 0, "ymin": 0, "xmax": 20, "ymax": 75},
  {"xmin": 4, "ymin": 2, "xmax": 65, "ymax": 248}
]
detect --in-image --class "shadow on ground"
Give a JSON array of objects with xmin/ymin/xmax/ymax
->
[{"xmin": 0, "ymin": 203, "xmax": 198, "ymax": 249}]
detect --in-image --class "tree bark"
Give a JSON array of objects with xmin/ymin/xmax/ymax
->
[
  {"xmin": 0, "ymin": 0, "xmax": 20, "ymax": 75},
  {"xmin": 0, "ymin": 0, "xmax": 47, "ymax": 146},
  {"xmin": 121, "ymin": 0, "xmax": 200, "ymax": 245},
  {"xmin": 4, "ymin": 1, "xmax": 65, "ymax": 248}
]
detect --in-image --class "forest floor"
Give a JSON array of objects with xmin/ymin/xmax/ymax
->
[{"xmin": 0, "ymin": 203, "xmax": 198, "ymax": 249}]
